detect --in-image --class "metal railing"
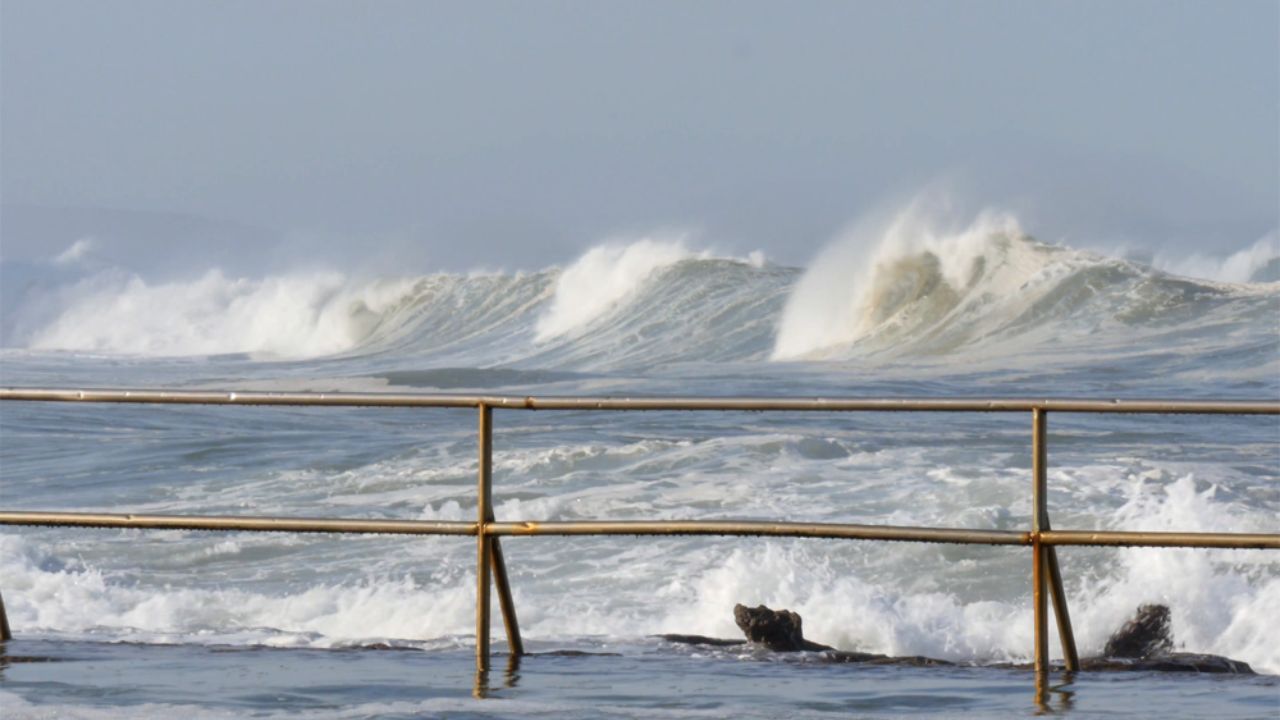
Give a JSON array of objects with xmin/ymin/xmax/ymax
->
[{"xmin": 1, "ymin": 387, "xmax": 1277, "ymax": 692}]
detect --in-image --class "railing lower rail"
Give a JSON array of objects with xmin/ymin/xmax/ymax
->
[{"xmin": 1, "ymin": 387, "xmax": 1277, "ymax": 697}]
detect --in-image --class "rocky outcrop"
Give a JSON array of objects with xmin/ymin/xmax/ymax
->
[
  {"xmin": 1079, "ymin": 653, "xmax": 1253, "ymax": 674},
  {"xmin": 1086, "ymin": 603, "xmax": 1252, "ymax": 674},
  {"xmin": 732, "ymin": 604, "xmax": 832, "ymax": 652},
  {"xmin": 659, "ymin": 602, "xmax": 1254, "ymax": 674},
  {"xmin": 658, "ymin": 634, "xmax": 745, "ymax": 647},
  {"xmin": 1103, "ymin": 603, "xmax": 1173, "ymax": 659}
]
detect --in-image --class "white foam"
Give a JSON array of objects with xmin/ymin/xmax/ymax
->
[
  {"xmin": 1073, "ymin": 474, "xmax": 1280, "ymax": 672},
  {"xmin": 534, "ymin": 235, "xmax": 698, "ymax": 342},
  {"xmin": 0, "ymin": 533, "xmax": 476, "ymax": 646},
  {"xmin": 772, "ymin": 199, "xmax": 1061, "ymax": 359},
  {"xmin": 0, "ymin": 446, "xmax": 1274, "ymax": 673},
  {"xmin": 1153, "ymin": 233, "xmax": 1279, "ymax": 284},
  {"xmin": 24, "ymin": 269, "xmax": 421, "ymax": 359}
]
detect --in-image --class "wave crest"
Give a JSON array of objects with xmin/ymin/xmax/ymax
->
[
  {"xmin": 772, "ymin": 206, "xmax": 1049, "ymax": 359},
  {"xmin": 770, "ymin": 203, "xmax": 1273, "ymax": 361},
  {"xmin": 535, "ymin": 235, "xmax": 698, "ymax": 342},
  {"xmin": 26, "ymin": 269, "xmax": 421, "ymax": 359}
]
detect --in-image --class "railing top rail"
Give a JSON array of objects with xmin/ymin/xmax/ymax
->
[{"xmin": 2, "ymin": 387, "xmax": 1279, "ymax": 414}]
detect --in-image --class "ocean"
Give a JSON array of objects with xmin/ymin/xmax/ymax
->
[{"xmin": 1, "ymin": 209, "xmax": 1278, "ymax": 718}]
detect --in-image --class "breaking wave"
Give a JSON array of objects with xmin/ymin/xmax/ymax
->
[
  {"xmin": 23, "ymin": 269, "xmax": 422, "ymax": 358},
  {"xmin": 1153, "ymin": 233, "xmax": 1280, "ymax": 284},
  {"xmin": 772, "ymin": 204, "xmax": 1277, "ymax": 360},
  {"xmin": 534, "ymin": 234, "xmax": 701, "ymax": 342},
  {"xmin": 5, "ymin": 211, "xmax": 1276, "ymax": 368}
]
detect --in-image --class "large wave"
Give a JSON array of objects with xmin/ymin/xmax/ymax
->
[
  {"xmin": 4, "ymin": 212, "xmax": 1276, "ymax": 368},
  {"xmin": 534, "ymin": 234, "xmax": 701, "ymax": 342},
  {"xmin": 1153, "ymin": 233, "xmax": 1280, "ymax": 284},
  {"xmin": 23, "ymin": 269, "xmax": 421, "ymax": 358},
  {"xmin": 772, "ymin": 204, "xmax": 1277, "ymax": 360}
]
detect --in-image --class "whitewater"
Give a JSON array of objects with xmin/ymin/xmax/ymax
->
[{"xmin": 1, "ymin": 206, "xmax": 1277, "ymax": 718}]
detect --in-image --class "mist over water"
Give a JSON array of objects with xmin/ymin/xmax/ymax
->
[{"xmin": 1, "ymin": 200, "xmax": 1277, "ymax": 718}]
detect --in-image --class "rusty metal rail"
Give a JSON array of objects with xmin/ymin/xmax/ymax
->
[
  {"xmin": 0, "ymin": 387, "xmax": 1277, "ymax": 689},
  {"xmin": 3, "ymin": 387, "xmax": 1279, "ymax": 413}
]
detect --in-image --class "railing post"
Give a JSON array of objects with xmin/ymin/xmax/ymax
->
[
  {"xmin": 489, "ymin": 528, "xmax": 524, "ymax": 657},
  {"xmin": 0, "ymin": 589, "xmax": 11, "ymax": 641},
  {"xmin": 476, "ymin": 404, "xmax": 494, "ymax": 672},
  {"xmin": 1032, "ymin": 408, "xmax": 1080, "ymax": 672},
  {"xmin": 1032, "ymin": 408, "xmax": 1049, "ymax": 676},
  {"xmin": 475, "ymin": 404, "xmax": 524, "ymax": 670},
  {"xmin": 1043, "ymin": 532, "xmax": 1080, "ymax": 671}
]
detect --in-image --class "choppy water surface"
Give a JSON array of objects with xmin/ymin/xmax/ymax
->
[{"xmin": 1, "ymin": 209, "xmax": 1278, "ymax": 717}]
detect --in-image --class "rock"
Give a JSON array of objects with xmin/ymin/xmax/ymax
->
[
  {"xmin": 658, "ymin": 634, "xmax": 746, "ymax": 647},
  {"xmin": 1080, "ymin": 653, "xmax": 1253, "ymax": 674},
  {"xmin": 1103, "ymin": 604, "xmax": 1173, "ymax": 659},
  {"xmin": 665, "ymin": 601, "xmax": 1252, "ymax": 675},
  {"xmin": 528, "ymin": 649, "xmax": 623, "ymax": 657},
  {"xmin": 732, "ymin": 599, "xmax": 839, "ymax": 650},
  {"xmin": 733, "ymin": 603, "xmax": 832, "ymax": 652},
  {"xmin": 1080, "ymin": 603, "xmax": 1253, "ymax": 673},
  {"xmin": 1131, "ymin": 653, "xmax": 1253, "ymax": 674},
  {"xmin": 733, "ymin": 604, "xmax": 804, "ymax": 651}
]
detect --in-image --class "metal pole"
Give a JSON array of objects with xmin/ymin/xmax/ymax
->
[
  {"xmin": 0, "ymin": 590, "xmax": 11, "ymax": 641},
  {"xmin": 1044, "ymin": 531, "xmax": 1080, "ymax": 671},
  {"xmin": 3, "ymin": 387, "xmax": 1278, "ymax": 416},
  {"xmin": 0, "ymin": 511, "xmax": 475, "ymax": 535},
  {"xmin": 476, "ymin": 404, "xmax": 493, "ymax": 672},
  {"xmin": 1037, "ymin": 530, "xmax": 1280, "ymax": 548},
  {"xmin": 477, "ymin": 405, "xmax": 523, "ymax": 657},
  {"xmin": 1033, "ymin": 408, "xmax": 1079, "ymax": 671},
  {"xmin": 1032, "ymin": 409, "xmax": 1049, "ymax": 676},
  {"xmin": 0, "ymin": 512, "xmax": 1273, "ymax": 548},
  {"xmin": 489, "ymin": 536, "xmax": 524, "ymax": 656},
  {"xmin": 487, "ymin": 520, "xmax": 1028, "ymax": 544}
]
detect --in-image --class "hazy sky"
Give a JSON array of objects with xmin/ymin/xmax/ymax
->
[{"xmin": 2, "ymin": 0, "xmax": 1277, "ymax": 270}]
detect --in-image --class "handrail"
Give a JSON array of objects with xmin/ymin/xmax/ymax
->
[
  {"xmin": 3, "ymin": 511, "xmax": 1275, "ymax": 548},
  {"xmin": 1, "ymin": 387, "xmax": 1277, "ymax": 699},
  {"xmin": 2, "ymin": 387, "xmax": 1278, "ymax": 413}
]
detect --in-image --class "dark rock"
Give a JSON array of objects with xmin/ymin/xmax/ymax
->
[
  {"xmin": 1104, "ymin": 604, "xmax": 1173, "ymax": 659},
  {"xmin": 733, "ymin": 603, "xmax": 833, "ymax": 652},
  {"xmin": 825, "ymin": 650, "xmax": 887, "ymax": 663},
  {"xmin": 733, "ymin": 604, "xmax": 802, "ymax": 651},
  {"xmin": 865, "ymin": 654, "xmax": 954, "ymax": 667},
  {"xmin": 658, "ymin": 634, "xmax": 746, "ymax": 647},
  {"xmin": 1132, "ymin": 653, "xmax": 1253, "ymax": 674},
  {"xmin": 1079, "ymin": 653, "xmax": 1253, "ymax": 674},
  {"xmin": 528, "ymin": 649, "xmax": 622, "ymax": 657},
  {"xmin": 677, "ymin": 601, "xmax": 1252, "ymax": 675},
  {"xmin": 355, "ymin": 642, "xmax": 417, "ymax": 651}
]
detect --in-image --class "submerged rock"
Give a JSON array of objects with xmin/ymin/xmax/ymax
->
[
  {"xmin": 1080, "ymin": 653, "xmax": 1253, "ymax": 674},
  {"xmin": 658, "ymin": 634, "xmax": 745, "ymax": 647}
]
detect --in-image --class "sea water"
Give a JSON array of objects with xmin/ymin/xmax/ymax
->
[{"xmin": 1, "ymin": 206, "xmax": 1277, "ymax": 717}]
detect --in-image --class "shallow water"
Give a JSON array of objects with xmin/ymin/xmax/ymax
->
[{"xmin": 4, "ymin": 639, "xmax": 1278, "ymax": 719}]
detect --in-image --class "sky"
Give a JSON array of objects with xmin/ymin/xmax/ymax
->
[{"xmin": 2, "ymin": 0, "xmax": 1277, "ymax": 272}]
